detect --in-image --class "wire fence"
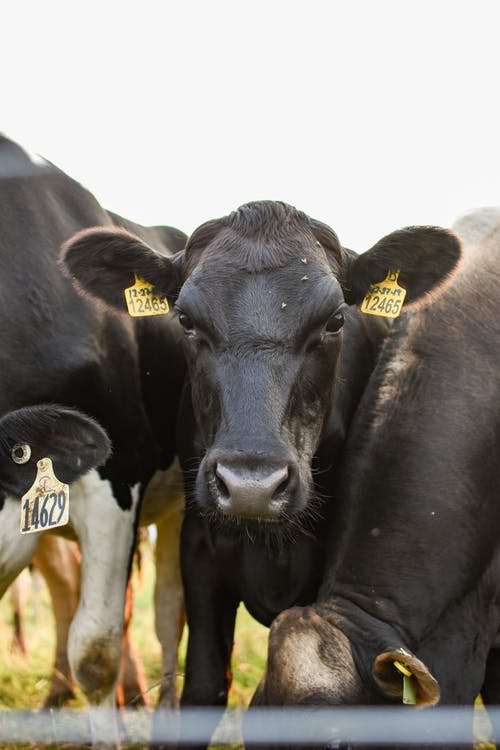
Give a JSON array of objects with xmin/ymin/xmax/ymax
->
[{"xmin": 0, "ymin": 706, "xmax": 497, "ymax": 747}]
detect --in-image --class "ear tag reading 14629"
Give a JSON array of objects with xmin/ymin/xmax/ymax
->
[
  {"xmin": 124, "ymin": 275, "xmax": 170, "ymax": 317},
  {"xmin": 20, "ymin": 458, "xmax": 69, "ymax": 535},
  {"xmin": 361, "ymin": 270, "xmax": 406, "ymax": 319}
]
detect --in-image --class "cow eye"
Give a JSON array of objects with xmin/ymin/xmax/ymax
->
[
  {"xmin": 178, "ymin": 312, "xmax": 195, "ymax": 334},
  {"xmin": 326, "ymin": 309, "xmax": 345, "ymax": 333}
]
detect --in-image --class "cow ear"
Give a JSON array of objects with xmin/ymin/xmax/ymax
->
[
  {"xmin": 344, "ymin": 227, "xmax": 462, "ymax": 307},
  {"xmin": 60, "ymin": 227, "xmax": 183, "ymax": 313},
  {"xmin": 0, "ymin": 405, "xmax": 111, "ymax": 497},
  {"xmin": 372, "ymin": 649, "xmax": 440, "ymax": 707}
]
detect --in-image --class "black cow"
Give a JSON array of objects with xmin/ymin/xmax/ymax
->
[
  {"xmin": 62, "ymin": 200, "xmax": 461, "ymax": 747},
  {"xmin": 0, "ymin": 135, "xmax": 186, "ymax": 744},
  {"xmin": 251, "ymin": 207, "xmax": 500, "ymax": 749}
]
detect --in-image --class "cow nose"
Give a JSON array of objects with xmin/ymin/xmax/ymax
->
[{"xmin": 214, "ymin": 462, "xmax": 290, "ymax": 519}]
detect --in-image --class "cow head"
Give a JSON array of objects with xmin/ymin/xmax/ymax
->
[
  {"xmin": 61, "ymin": 202, "xmax": 461, "ymax": 525},
  {"xmin": 252, "ymin": 606, "xmax": 440, "ymax": 708},
  {"xmin": 0, "ymin": 404, "xmax": 111, "ymax": 500}
]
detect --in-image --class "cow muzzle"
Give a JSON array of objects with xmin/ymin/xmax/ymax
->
[{"xmin": 205, "ymin": 453, "xmax": 297, "ymax": 520}]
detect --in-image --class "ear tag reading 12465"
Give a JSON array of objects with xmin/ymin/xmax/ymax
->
[
  {"xmin": 124, "ymin": 275, "xmax": 170, "ymax": 317},
  {"xmin": 361, "ymin": 270, "xmax": 407, "ymax": 319},
  {"xmin": 20, "ymin": 458, "xmax": 69, "ymax": 535}
]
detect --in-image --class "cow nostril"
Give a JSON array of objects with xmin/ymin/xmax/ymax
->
[
  {"xmin": 214, "ymin": 466, "xmax": 230, "ymax": 500},
  {"xmin": 272, "ymin": 466, "xmax": 289, "ymax": 499}
]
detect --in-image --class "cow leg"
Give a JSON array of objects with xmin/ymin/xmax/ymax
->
[
  {"xmin": 139, "ymin": 461, "xmax": 185, "ymax": 709},
  {"xmin": 67, "ymin": 471, "xmax": 140, "ymax": 749},
  {"xmin": 153, "ymin": 501, "xmax": 185, "ymax": 709},
  {"xmin": 171, "ymin": 513, "xmax": 238, "ymax": 750},
  {"xmin": 479, "ymin": 647, "xmax": 500, "ymax": 747},
  {"xmin": 481, "ymin": 647, "xmax": 500, "ymax": 704},
  {"xmin": 7, "ymin": 568, "xmax": 30, "ymax": 655},
  {"xmin": 32, "ymin": 534, "xmax": 80, "ymax": 707},
  {"xmin": 117, "ymin": 577, "xmax": 149, "ymax": 708}
]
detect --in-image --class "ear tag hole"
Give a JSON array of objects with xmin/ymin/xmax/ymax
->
[{"xmin": 11, "ymin": 443, "xmax": 31, "ymax": 465}]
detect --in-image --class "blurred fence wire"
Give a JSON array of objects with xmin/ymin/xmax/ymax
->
[{"xmin": 0, "ymin": 706, "xmax": 497, "ymax": 746}]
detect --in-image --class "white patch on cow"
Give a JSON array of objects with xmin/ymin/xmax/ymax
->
[
  {"xmin": 0, "ymin": 497, "xmax": 41, "ymax": 596},
  {"xmin": 67, "ymin": 470, "xmax": 140, "ymax": 743}
]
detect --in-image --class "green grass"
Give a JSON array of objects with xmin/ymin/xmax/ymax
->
[{"xmin": 0, "ymin": 540, "xmax": 268, "ymax": 748}]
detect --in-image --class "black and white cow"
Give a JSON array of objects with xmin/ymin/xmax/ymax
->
[
  {"xmin": 62, "ymin": 199, "xmax": 461, "ymax": 747},
  {"xmin": 0, "ymin": 135, "xmax": 186, "ymax": 744},
  {"xmin": 251, "ymin": 208, "xmax": 500, "ymax": 749}
]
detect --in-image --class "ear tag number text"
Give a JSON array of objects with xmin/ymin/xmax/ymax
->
[
  {"xmin": 20, "ymin": 458, "xmax": 69, "ymax": 534},
  {"xmin": 361, "ymin": 270, "xmax": 406, "ymax": 318},
  {"xmin": 124, "ymin": 275, "xmax": 170, "ymax": 317}
]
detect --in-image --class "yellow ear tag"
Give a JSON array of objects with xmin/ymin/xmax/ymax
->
[
  {"xmin": 360, "ymin": 270, "xmax": 406, "ymax": 318},
  {"xmin": 20, "ymin": 458, "xmax": 69, "ymax": 534},
  {"xmin": 394, "ymin": 660, "xmax": 417, "ymax": 705},
  {"xmin": 124, "ymin": 275, "xmax": 170, "ymax": 317}
]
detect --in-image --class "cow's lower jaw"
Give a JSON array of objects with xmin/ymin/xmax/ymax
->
[{"xmin": 197, "ymin": 451, "xmax": 312, "ymax": 523}]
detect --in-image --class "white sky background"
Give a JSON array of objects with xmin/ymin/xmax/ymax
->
[{"xmin": 2, "ymin": 0, "xmax": 500, "ymax": 249}]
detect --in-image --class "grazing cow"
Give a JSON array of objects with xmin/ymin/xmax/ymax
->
[
  {"xmin": 250, "ymin": 207, "xmax": 500, "ymax": 749},
  {"xmin": 62, "ymin": 200, "xmax": 461, "ymax": 747},
  {"xmin": 0, "ymin": 135, "xmax": 186, "ymax": 745}
]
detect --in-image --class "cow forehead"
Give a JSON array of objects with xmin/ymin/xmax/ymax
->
[{"xmin": 178, "ymin": 258, "xmax": 343, "ymax": 339}]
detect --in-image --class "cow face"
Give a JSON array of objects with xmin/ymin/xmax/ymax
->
[
  {"xmin": 176, "ymin": 207, "xmax": 350, "ymax": 523},
  {"xmin": 61, "ymin": 201, "xmax": 462, "ymax": 526}
]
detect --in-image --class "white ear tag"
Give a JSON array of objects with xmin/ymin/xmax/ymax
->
[{"xmin": 20, "ymin": 458, "xmax": 69, "ymax": 534}]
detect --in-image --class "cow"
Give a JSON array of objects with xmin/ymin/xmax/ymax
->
[
  {"xmin": 62, "ymin": 199, "xmax": 462, "ymax": 747},
  {"xmin": 249, "ymin": 207, "xmax": 500, "ymax": 749},
  {"xmin": 0, "ymin": 134, "xmax": 186, "ymax": 746}
]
